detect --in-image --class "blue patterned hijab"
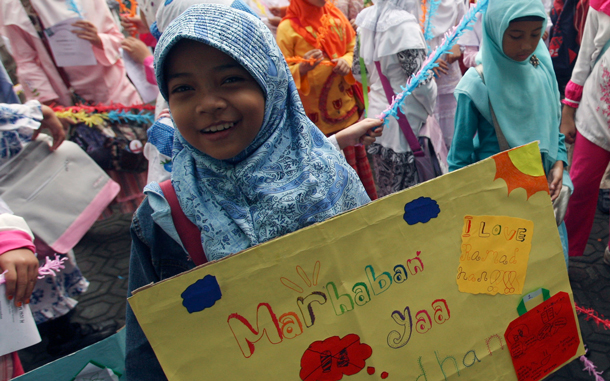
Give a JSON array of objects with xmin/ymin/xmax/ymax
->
[{"xmin": 155, "ymin": 4, "xmax": 370, "ymax": 261}]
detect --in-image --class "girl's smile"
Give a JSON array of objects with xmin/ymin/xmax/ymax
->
[
  {"xmin": 201, "ymin": 122, "xmax": 236, "ymax": 133},
  {"xmin": 197, "ymin": 121, "xmax": 240, "ymax": 143}
]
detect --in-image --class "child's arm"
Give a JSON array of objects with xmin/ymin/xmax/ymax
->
[
  {"xmin": 447, "ymin": 93, "xmax": 480, "ymax": 171},
  {"xmin": 461, "ymin": 46, "xmax": 479, "ymax": 69},
  {"xmin": 332, "ymin": 36, "xmax": 356, "ymax": 77},
  {"xmin": 548, "ymin": 132, "xmax": 568, "ymax": 201},
  {"xmin": 120, "ymin": 15, "xmax": 150, "ymax": 36},
  {"xmin": 76, "ymin": 0, "xmax": 131, "ymax": 67},
  {"xmin": 0, "ymin": 102, "xmax": 66, "ymax": 150},
  {"xmin": 563, "ymin": 8, "xmax": 609, "ymax": 109},
  {"xmin": 3, "ymin": 26, "xmax": 61, "ymax": 104},
  {"xmin": 276, "ymin": 21, "xmax": 319, "ymax": 95},
  {"xmin": 333, "ymin": 118, "xmax": 383, "ymax": 149},
  {"xmin": 35, "ymin": 105, "xmax": 67, "ymax": 151},
  {"xmin": 125, "ymin": 211, "xmax": 175, "ymax": 380},
  {"xmin": 121, "ymin": 37, "xmax": 156, "ymax": 85},
  {"xmin": 121, "ymin": 37, "xmax": 153, "ymax": 64},
  {"xmin": 0, "ymin": 214, "xmax": 39, "ymax": 307},
  {"xmin": 547, "ymin": 160, "xmax": 564, "ymax": 201},
  {"xmin": 269, "ymin": 5, "xmax": 288, "ymax": 17},
  {"xmin": 560, "ymin": 105, "xmax": 576, "ymax": 144}
]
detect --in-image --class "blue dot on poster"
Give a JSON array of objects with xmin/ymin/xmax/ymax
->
[
  {"xmin": 181, "ymin": 275, "xmax": 222, "ymax": 314},
  {"xmin": 403, "ymin": 197, "xmax": 440, "ymax": 225}
]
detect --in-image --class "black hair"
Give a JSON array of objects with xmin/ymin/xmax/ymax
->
[{"xmin": 510, "ymin": 15, "xmax": 545, "ymax": 23}]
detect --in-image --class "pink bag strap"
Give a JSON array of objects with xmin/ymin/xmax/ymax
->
[
  {"xmin": 159, "ymin": 180, "xmax": 207, "ymax": 266},
  {"xmin": 374, "ymin": 61, "xmax": 424, "ymax": 157}
]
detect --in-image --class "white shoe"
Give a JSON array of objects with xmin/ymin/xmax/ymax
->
[{"xmin": 604, "ymin": 247, "xmax": 610, "ymax": 266}]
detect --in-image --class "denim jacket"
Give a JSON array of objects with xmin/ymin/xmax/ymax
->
[{"xmin": 125, "ymin": 182, "xmax": 195, "ymax": 381}]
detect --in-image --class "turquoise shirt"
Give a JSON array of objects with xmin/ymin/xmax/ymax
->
[{"xmin": 448, "ymin": 93, "xmax": 569, "ymax": 175}]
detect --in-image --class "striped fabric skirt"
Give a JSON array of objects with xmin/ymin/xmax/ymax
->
[{"xmin": 343, "ymin": 144, "xmax": 378, "ymax": 201}]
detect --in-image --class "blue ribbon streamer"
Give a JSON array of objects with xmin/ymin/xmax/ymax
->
[{"xmin": 379, "ymin": 0, "xmax": 489, "ymax": 125}]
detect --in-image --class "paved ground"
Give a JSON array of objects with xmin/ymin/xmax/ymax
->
[
  {"xmin": 18, "ymin": 211, "xmax": 132, "ymax": 372},
  {"xmin": 17, "ymin": 198, "xmax": 610, "ymax": 379}
]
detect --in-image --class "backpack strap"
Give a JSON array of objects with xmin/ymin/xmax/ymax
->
[
  {"xmin": 474, "ymin": 64, "xmax": 510, "ymax": 152},
  {"xmin": 374, "ymin": 61, "xmax": 425, "ymax": 157},
  {"xmin": 159, "ymin": 180, "xmax": 207, "ymax": 266}
]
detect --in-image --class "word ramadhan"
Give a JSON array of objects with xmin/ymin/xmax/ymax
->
[{"xmin": 227, "ymin": 251, "xmax": 426, "ymax": 358}]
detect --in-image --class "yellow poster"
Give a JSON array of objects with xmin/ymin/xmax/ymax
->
[{"xmin": 129, "ymin": 143, "xmax": 584, "ymax": 381}]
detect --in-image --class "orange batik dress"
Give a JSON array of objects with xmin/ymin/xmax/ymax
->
[{"xmin": 277, "ymin": 0, "xmax": 377, "ymax": 199}]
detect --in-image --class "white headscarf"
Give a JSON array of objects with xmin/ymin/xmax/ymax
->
[
  {"xmin": 356, "ymin": 0, "xmax": 425, "ymax": 64},
  {"xmin": 427, "ymin": 0, "xmax": 461, "ymax": 40},
  {"xmin": 139, "ymin": 0, "xmax": 163, "ymax": 27}
]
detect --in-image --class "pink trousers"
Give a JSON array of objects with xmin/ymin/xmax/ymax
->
[{"xmin": 565, "ymin": 131, "xmax": 610, "ymax": 256}]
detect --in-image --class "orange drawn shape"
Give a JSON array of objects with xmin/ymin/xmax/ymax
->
[
  {"xmin": 492, "ymin": 151, "xmax": 549, "ymax": 199},
  {"xmin": 297, "ymin": 265, "xmax": 312, "ymax": 287},
  {"xmin": 312, "ymin": 261, "xmax": 321, "ymax": 286},
  {"xmin": 281, "ymin": 277, "xmax": 304, "ymax": 293}
]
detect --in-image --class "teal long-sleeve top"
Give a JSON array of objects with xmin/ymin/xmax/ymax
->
[{"xmin": 447, "ymin": 93, "xmax": 569, "ymax": 175}]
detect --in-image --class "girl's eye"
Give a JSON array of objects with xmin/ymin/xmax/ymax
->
[
  {"xmin": 509, "ymin": 34, "xmax": 522, "ymax": 40},
  {"xmin": 171, "ymin": 85, "xmax": 193, "ymax": 94},
  {"xmin": 223, "ymin": 76, "xmax": 244, "ymax": 85}
]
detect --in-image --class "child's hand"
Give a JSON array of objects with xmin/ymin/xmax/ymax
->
[
  {"xmin": 542, "ymin": 30, "xmax": 549, "ymax": 41},
  {"xmin": 350, "ymin": 18, "xmax": 358, "ymax": 31},
  {"xmin": 121, "ymin": 37, "xmax": 152, "ymax": 64},
  {"xmin": 332, "ymin": 58, "xmax": 350, "ymax": 76},
  {"xmin": 268, "ymin": 17, "xmax": 282, "ymax": 27},
  {"xmin": 32, "ymin": 105, "xmax": 67, "ymax": 151},
  {"xmin": 548, "ymin": 160, "xmax": 564, "ymax": 201},
  {"xmin": 445, "ymin": 44, "xmax": 462, "ymax": 65},
  {"xmin": 0, "ymin": 249, "xmax": 38, "ymax": 307},
  {"xmin": 121, "ymin": 15, "xmax": 149, "ymax": 35},
  {"xmin": 560, "ymin": 105, "xmax": 577, "ymax": 145},
  {"xmin": 72, "ymin": 20, "xmax": 103, "ymax": 49},
  {"xmin": 299, "ymin": 49, "xmax": 324, "ymax": 76},
  {"xmin": 334, "ymin": 118, "xmax": 384, "ymax": 149},
  {"xmin": 432, "ymin": 59, "xmax": 449, "ymax": 77},
  {"xmin": 269, "ymin": 6, "xmax": 287, "ymax": 17}
]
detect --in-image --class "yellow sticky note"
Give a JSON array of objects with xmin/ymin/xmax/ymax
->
[{"xmin": 457, "ymin": 215, "xmax": 534, "ymax": 295}]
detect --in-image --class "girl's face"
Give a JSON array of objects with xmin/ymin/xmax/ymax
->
[
  {"xmin": 502, "ymin": 20, "xmax": 544, "ymax": 61},
  {"xmin": 306, "ymin": 0, "xmax": 327, "ymax": 7},
  {"xmin": 165, "ymin": 40, "xmax": 265, "ymax": 160}
]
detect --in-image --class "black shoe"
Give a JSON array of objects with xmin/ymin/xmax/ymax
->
[
  {"xmin": 47, "ymin": 320, "xmax": 118, "ymax": 357},
  {"xmin": 598, "ymin": 189, "xmax": 610, "ymax": 214}
]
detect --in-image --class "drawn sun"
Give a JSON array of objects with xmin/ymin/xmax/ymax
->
[{"xmin": 493, "ymin": 144, "xmax": 549, "ymax": 200}]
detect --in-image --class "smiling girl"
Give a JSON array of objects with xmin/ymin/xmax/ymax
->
[
  {"xmin": 447, "ymin": 0, "xmax": 571, "ymax": 259},
  {"xmin": 125, "ymin": 5, "xmax": 381, "ymax": 379}
]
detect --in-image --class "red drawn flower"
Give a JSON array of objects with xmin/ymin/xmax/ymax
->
[
  {"xmin": 332, "ymin": 99, "xmax": 343, "ymax": 110},
  {"xmin": 299, "ymin": 334, "xmax": 373, "ymax": 381}
]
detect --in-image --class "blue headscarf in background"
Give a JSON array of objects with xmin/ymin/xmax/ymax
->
[
  {"xmin": 455, "ymin": 0, "xmax": 561, "ymax": 172},
  {"xmin": 155, "ymin": 4, "xmax": 370, "ymax": 261}
]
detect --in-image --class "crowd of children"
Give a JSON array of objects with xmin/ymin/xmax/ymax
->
[{"xmin": 0, "ymin": 0, "xmax": 608, "ymax": 378}]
